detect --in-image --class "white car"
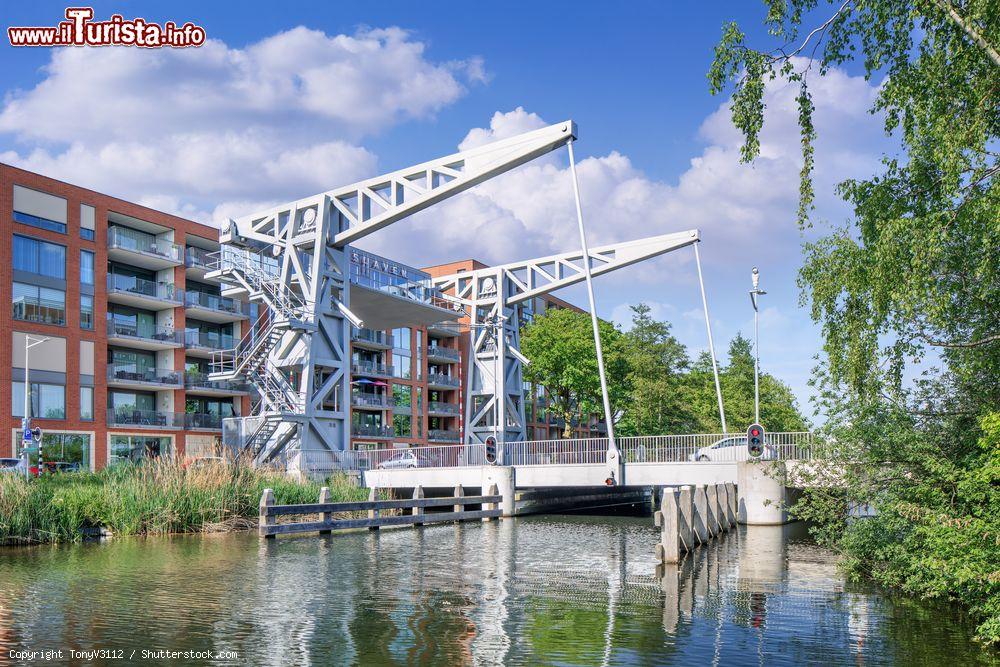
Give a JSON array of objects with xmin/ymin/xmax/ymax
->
[
  {"xmin": 377, "ymin": 451, "xmax": 432, "ymax": 469},
  {"xmin": 0, "ymin": 457, "xmax": 28, "ymax": 475},
  {"xmin": 688, "ymin": 436, "xmax": 777, "ymax": 462}
]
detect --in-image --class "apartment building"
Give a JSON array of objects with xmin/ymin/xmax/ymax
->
[
  {"xmin": 2, "ymin": 165, "xmax": 601, "ymax": 471},
  {"xmin": 2, "ymin": 164, "xmax": 252, "ymax": 471}
]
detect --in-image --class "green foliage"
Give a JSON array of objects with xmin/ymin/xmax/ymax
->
[
  {"xmin": 0, "ymin": 459, "xmax": 364, "ymax": 544},
  {"xmin": 521, "ymin": 308, "xmax": 629, "ymax": 438},
  {"xmin": 521, "ymin": 304, "xmax": 807, "ymax": 436},
  {"xmin": 712, "ymin": 0, "xmax": 1000, "ymax": 645}
]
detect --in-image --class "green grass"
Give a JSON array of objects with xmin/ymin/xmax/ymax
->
[{"xmin": 0, "ymin": 458, "xmax": 367, "ymax": 545}]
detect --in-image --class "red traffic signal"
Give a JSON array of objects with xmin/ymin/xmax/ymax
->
[
  {"xmin": 485, "ymin": 436, "xmax": 497, "ymax": 465},
  {"xmin": 747, "ymin": 423, "xmax": 765, "ymax": 459}
]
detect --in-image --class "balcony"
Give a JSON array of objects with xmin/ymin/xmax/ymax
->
[
  {"xmin": 351, "ymin": 360, "xmax": 393, "ymax": 378},
  {"xmin": 184, "ymin": 372, "xmax": 251, "ymax": 396},
  {"xmin": 107, "ymin": 227, "xmax": 182, "ymax": 270},
  {"xmin": 184, "ymin": 412, "xmax": 225, "ymax": 431},
  {"xmin": 184, "ymin": 290, "xmax": 249, "ymax": 323},
  {"xmin": 13, "ymin": 296, "xmax": 65, "ymax": 326},
  {"xmin": 107, "ymin": 408, "xmax": 184, "ymax": 429},
  {"xmin": 351, "ymin": 329, "xmax": 393, "ymax": 350},
  {"xmin": 351, "ymin": 393, "xmax": 394, "ymax": 410},
  {"xmin": 184, "ymin": 330, "xmax": 236, "ymax": 358},
  {"xmin": 351, "ymin": 424, "xmax": 394, "ymax": 439},
  {"xmin": 106, "ymin": 318, "xmax": 183, "ymax": 351},
  {"xmin": 107, "ymin": 364, "xmax": 182, "ymax": 390},
  {"xmin": 428, "ymin": 400, "xmax": 461, "ymax": 417},
  {"xmin": 427, "ymin": 372, "xmax": 461, "ymax": 390},
  {"xmin": 427, "ymin": 346, "xmax": 460, "ymax": 363},
  {"xmin": 428, "ymin": 429, "xmax": 462, "ymax": 443},
  {"xmin": 427, "ymin": 322, "xmax": 461, "ymax": 337},
  {"xmin": 107, "ymin": 274, "xmax": 182, "ymax": 310}
]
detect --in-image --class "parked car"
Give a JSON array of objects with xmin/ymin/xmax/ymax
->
[
  {"xmin": 0, "ymin": 457, "xmax": 28, "ymax": 475},
  {"xmin": 39, "ymin": 461, "xmax": 80, "ymax": 475},
  {"xmin": 377, "ymin": 451, "xmax": 432, "ymax": 469},
  {"xmin": 688, "ymin": 436, "xmax": 777, "ymax": 462}
]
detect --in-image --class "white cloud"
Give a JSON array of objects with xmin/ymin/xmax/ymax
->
[{"xmin": 0, "ymin": 26, "xmax": 483, "ymax": 223}]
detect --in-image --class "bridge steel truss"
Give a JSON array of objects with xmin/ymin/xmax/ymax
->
[
  {"xmin": 209, "ymin": 117, "xmax": 701, "ymax": 474},
  {"xmin": 431, "ymin": 231, "xmax": 699, "ymax": 460}
]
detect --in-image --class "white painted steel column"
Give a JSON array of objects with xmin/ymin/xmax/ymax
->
[
  {"xmin": 694, "ymin": 243, "xmax": 727, "ymax": 433},
  {"xmin": 567, "ymin": 139, "xmax": 621, "ymax": 484}
]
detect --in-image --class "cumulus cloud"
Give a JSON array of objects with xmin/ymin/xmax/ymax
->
[{"xmin": 0, "ymin": 26, "xmax": 484, "ymax": 222}]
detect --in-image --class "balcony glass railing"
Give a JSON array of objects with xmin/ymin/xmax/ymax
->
[
  {"xmin": 185, "ymin": 290, "xmax": 248, "ymax": 316},
  {"xmin": 427, "ymin": 372, "xmax": 461, "ymax": 388},
  {"xmin": 185, "ymin": 247, "xmax": 214, "ymax": 269},
  {"xmin": 351, "ymin": 424, "xmax": 394, "ymax": 438},
  {"xmin": 107, "ymin": 364, "xmax": 182, "ymax": 386},
  {"xmin": 184, "ymin": 413, "xmax": 225, "ymax": 430},
  {"xmin": 351, "ymin": 329, "xmax": 393, "ymax": 347},
  {"xmin": 107, "ymin": 227, "xmax": 182, "ymax": 262},
  {"xmin": 184, "ymin": 372, "xmax": 249, "ymax": 393},
  {"xmin": 427, "ymin": 346, "xmax": 460, "ymax": 361},
  {"xmin": 106, "ymin": 318, "xmax": 182, "ymax": 344},
  {"xmin": 185, "ymin": 330, "xmax": 236, "ymax": 350},
  {"xmin": 107, "ymin": 274, "xmax": 182, "ymax": 302},
  {"xmin": 351, "ymin": 360, "xmax": 393, "ymax": 377},
  {"xmin": 427, "ymin": 401, "xmax": 460, "ymax": 416},
  {"xmin": 351, "ymin": 393, "xmax": 394, "ymax": 409},
  {"xmin": 13, "ymin": 297, "xmax": 65, "ymax": 325},
  {"xmin": 428, "ymin": 429, "xmax": 462, "ymax": 442},
  {"xmin": 107, "ymin": 408, "xmax": 184, "ymax": 428}
]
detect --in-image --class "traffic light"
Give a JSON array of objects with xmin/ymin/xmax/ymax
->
[
  {"xmin": 485, "ymin": 436, "xmax": 497, "ymax": 465},
  {"xmin": 747, "ymin": 423, "xmax": 765, "ymax": 459}
]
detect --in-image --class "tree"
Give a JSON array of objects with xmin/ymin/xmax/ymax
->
[
  {"xmin": 686, "ymin": 335, "xmax": 808, "ymax": 433},
  {"xmin": 711, "ymin": 0, "xmax": 1000, "ymax": 643},
  {"xmin": 616, "ymin": 304, "xmax": 698, "ymax": 436},
  {"xmin": 520, "ymin": 308, "xmax": 629, "ymax": 438}
]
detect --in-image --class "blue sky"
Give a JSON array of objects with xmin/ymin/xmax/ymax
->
[{"xmin": 0, "ymin": 2, "xmax": 893, "ymax": 424}]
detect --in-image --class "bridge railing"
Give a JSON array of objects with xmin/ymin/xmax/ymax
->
[{"xmin": 350, "ymin": 432, "xmax": 816, "ymax": 470}]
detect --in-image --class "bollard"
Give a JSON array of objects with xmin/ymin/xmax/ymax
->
[
  {"xmin": 412, "ymin": 486, "xmax": 425, "ymax": 526},
  {"xmin": 726, "ymin": 482, "xmax": 740, "ymax": 526},
  {"xmin": 367, "ymin": 487, "xmax": 380, "ymax": 530},
  {"xmin": 705, "ymin": 485, "xmax": 719, "ymax": 537},
  {"xmin": 656, "ymin": 488, "xmax": 682, "ymax": 563},
  {"xmin": 693, "ymin": 485, "xmax": 709, "ymax": 544},
  {"xmin": 318, "ymin": 486, "xmax": 332, "ymax": 535},
  {"xmin": 259, "ymin": 488, "xmax": 275, "ymax": 539},
  {"xmin": 453, "ymin": 484, "xmax": 464, "ymax": 519},
  {"xmin": 678, "ymin": 486, "xmax": 695, "ymax": 552}
]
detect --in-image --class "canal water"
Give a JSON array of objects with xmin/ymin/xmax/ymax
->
[{"xmin": 0, "ymin": 515, "xmax": 995, "ymax": 666}]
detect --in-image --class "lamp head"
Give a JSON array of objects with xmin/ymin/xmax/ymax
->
[{"xmin": 752, "ymin": 266, "xmax": 760, "ymax": 290}]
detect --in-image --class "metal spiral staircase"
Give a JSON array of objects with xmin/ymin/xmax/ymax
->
[{"xmin": 208, "ymin": 247, "xmax": 314, "ymax": 463}]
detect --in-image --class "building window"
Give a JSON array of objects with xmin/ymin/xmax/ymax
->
[
  {"xmin": 392, "ymin": 385, "xmax": 412, "ymax": 408},
  {"xmin": 16, "ymin": 433, "xmax": 90, "ymax": 472},
  {"xmin": 80, "ymin": 250, "xmax": 95, "ymax": 285},
  {"xmin": 393, "ymin": 413, "xmax": 412, "ymax": 439},
  {"xmin": 109, "ymin": 435, "xmax": 170, "ymax": 466},
  {"xmin": 80, "ymin": 295, "xmax": 94, "ymax": 330},
  {"xmin": 13, "ymin": 282, "xmax": 66, "ymax": 325},
  {"xmin": 80, "ymin": 204, "xmax": 95, "ymax": 240},
  {"xmin": 13, "ymin": 235, "xmax": 66, "ymax": 279},
  {"xmin": 81, "ymin": 228, "xmax": 95, "ymax": 241},
  {"xmin": 12, "ymin": 381, "xmax": 66, "ymax": 419},
  {"xmin": 13, "ymin": 210, "xmax": 66, "ymax": 234},
  {"xmin": 80, "ymin": 386, "xmax": 93, "ymax": 420}
]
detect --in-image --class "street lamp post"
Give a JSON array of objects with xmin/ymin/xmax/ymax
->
[
  {"xmin": 23, "ymin": 334, "xmax": 50, "ymax": 478},
  {"xmin": 749, "ymin": 268, "xmax": 766, "ymax": 424}
]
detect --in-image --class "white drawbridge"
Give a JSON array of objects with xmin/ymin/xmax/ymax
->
[{"xmin": 209, "ymin": 120, "xmax": 707, "ymax": 476}]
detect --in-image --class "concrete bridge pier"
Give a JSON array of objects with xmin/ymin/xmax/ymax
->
[
  {"xmin": 482, "ymin": 466, "xmax": 516, "ymax": 518},
  {"xmin": 737, "ymin": 461, "xmax": 789, "ymax": 525}
]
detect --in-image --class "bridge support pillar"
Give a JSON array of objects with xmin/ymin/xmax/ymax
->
[
  {"xmin": 737, "ymin": 461, "xmax": 789, "ymax": 525},
  {"xmin": 482, "ymin": 466, "xmax": 515, "ymax": 518}
]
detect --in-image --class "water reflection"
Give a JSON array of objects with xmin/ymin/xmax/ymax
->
[{"xmin": 0, "ymin": 518, "xmax": 994, "ymax": 666}]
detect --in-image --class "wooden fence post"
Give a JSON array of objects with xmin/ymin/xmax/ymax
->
[
  {"xmin": 413, "ymin": 486, "xmax": 425, "ymax": 526},
  {"xmin": 318, "ymin": 486, "xmax": 331, "ymax": 535},
  {"xmin": 259, "ymin": 488, "xmax": 275, "ymax": 539},
  {"xmin": 368, "ymin": 487, "xmax": 379, "ymax": 530},
  {"xmin": 453, "ymin": 484, "xmax": 464, "ymax": 519}
]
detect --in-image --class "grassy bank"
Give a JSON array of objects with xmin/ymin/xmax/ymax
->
[{"xmin": 0, "ymin": 459, "xmax": 367, "ymax": 545}]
